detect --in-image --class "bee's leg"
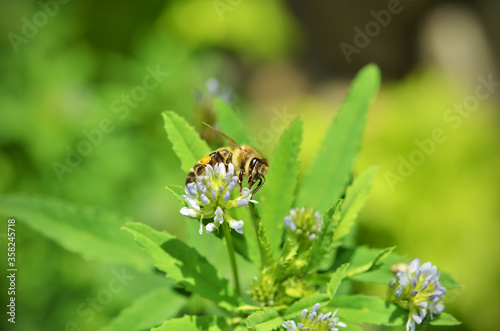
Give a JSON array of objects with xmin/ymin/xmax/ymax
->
[
  {"xmin": 195, "ymin": 165, "xmax": 206, "ymax": 176},
  {"xmin": 186, "ymin": 164, "xmax": 204, "ymax": 184},
  {"xmin": 251, "ymin": 176, "xmax": 266, "ymax": 197},
  {"xmin": 185, "ymin": 171, "xmax": 197, "ymax": 185},
  {"xmin": 238, "ymin": 169, "xmax": 244, "ymax": 194},
  {"xmin": 210, "ymin": 151, "xmax": 225, "ymax": 164},
  {"xmin": 226, "ymin": 153, "xmax": 233, "ymax": 172}
]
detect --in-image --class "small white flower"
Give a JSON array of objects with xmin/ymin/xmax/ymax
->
[
  {"xmin": 230, "ymin": 220, "xmax": 244, "ymax": 234},
  {"xmin": 180, "ymin": 207, "xmax": 198, "ymax": 218},
  {"xmin": 282, "ymin": 320, "xmax": 297, "ymax": 331}
]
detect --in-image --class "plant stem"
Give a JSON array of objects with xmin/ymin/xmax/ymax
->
[{"xmin": 222, "ymin": 221, "xmax": 241, "ymax": 296}]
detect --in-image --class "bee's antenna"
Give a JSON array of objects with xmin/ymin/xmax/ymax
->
[{"xmin": 202, "ymin": 122, "xmax": 245, "ymax": 152}]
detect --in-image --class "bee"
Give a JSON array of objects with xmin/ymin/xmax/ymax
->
[
  {"xmin": 390, "ymin": 263, "xmax": 408, "ymax": 274},
  {"xmin": 186, "ymin": 123, "xmax": 269, "ymax": 196}
]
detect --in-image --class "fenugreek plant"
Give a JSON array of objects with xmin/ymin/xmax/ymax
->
[
  {"xmin": 0, "ymin": 65, "xmax": 462, "ymax": 331},
  {"xmin": 126, "ymin": 64, "xmax": 460, "ymax": 330}
]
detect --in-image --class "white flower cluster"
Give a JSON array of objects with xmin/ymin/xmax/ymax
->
[
  {"xmin": 282, "ymin": 303, "xmax": 346, "ymax": 331},
  {"xmin": 388, "ymin": 258, "xmax": 446, "ymax": 331},
  {"xmin": 180, "ymin": 163, "xmax": 256, "ymax": 235}
]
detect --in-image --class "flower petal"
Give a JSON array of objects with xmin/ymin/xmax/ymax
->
[
  {"xmin": 180, "ymin": 207, "xmax": 198, "ymax": 218},
  {"xmin": 206, "ymin": 222, "xmax": 216, "ymax": 234},
  {"xmin": 230, "ymin": 220, "xmax": 244, "ymax": 234}
]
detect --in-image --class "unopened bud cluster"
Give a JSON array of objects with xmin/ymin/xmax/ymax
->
[{"xmin": 284, "ymin": 207, "xmax": 323, "ymax": 247}]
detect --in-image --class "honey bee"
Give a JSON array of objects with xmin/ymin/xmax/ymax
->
[
  {"xmin": 390, "ymin": 263, "xmax": 408, "ymax": 274},
  {"xmin": 186, "ymin": 123, "xmax": 269, "ymax": 196}
]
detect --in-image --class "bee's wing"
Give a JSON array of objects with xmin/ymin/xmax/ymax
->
[{"xmin": 202, "ymin": 122, "xmax": 246, "ymax": 152}]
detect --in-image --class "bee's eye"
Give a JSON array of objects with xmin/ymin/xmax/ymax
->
[{"xmin": 250, "ymin": 158, "xmax": 258, "ymax": 169}]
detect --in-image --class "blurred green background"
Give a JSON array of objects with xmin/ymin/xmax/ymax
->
[{"xmin": 1, "ymin": 0, "xmax": 499, "ymax": 330}]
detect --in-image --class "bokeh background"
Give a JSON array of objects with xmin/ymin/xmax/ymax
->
[{"xmin": 1, "ymin": 0, "xmax": 499, "ymax": 330}]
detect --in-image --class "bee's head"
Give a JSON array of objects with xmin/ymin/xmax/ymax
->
[{"xmin": 248, "ymin": 157, "xmax": 269, "ymax": 195}]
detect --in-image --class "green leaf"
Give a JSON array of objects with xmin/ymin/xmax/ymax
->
[
  {"xmin": 341, "ymin": 323, "xmax": 363, "ymax": 331},
  {"xmin": 344, "ymin": 246, "xmax": 396, "ymax": 279},
  {"xmin": 99, "ymin": 287, "xmax": 186, "ymax": 331},
  {"xmin": 260, "ymin": 118, "xmax": 302, "ymax": 255},
  {"xmin": 0, "ymin": 195, "xmax": 150, "ymax": 271},
  {"xmin": 246, "ymin": 309, "xmax": 281, "ymax": 330},
  {"xmin": 279, "ymin": 238, "xmax": 299, "ymax": 267},
  {"xmin": 123, "ymin": 222, "xmax": 238, "ymax": 309},
  {"xmin": 333, "ymin": 165, "xmax": 378, "ymax": 244},
  {"xmin": 214, "ymin": 98, "xmax": 253, "ymax": 145},
  {"xmin": 349, "ymin": 268, "xmax": 394, "ymax": 285},
  {"xmin": 330, "ymin": 295, "xmax": 461, "ymax": 328},
  {"xmin": 349, "ymin": 251, "xmax": 463, "ymax": 290},
  {"xmin": 348, "ymin": 249, "xmax": 404, "ymax": 285},
  {"xmin": 162, "ymin": 111, "xmax": 210, "ymax": 173},
  {"xmin": 165, "ymin": 185, "xmax": 186, "ymax": 205},
  {"xmin": 328, "ymin": 294, "xmax": 406, "ymax": 326},
  {"xmin": 296, "ymin": 64, "xmax": 381, "ymax": 213},
  {"xmin": 152, "ymin": 315, "xmax": 230, "ymax": 331},
  {"xmin": 258, "ymin": 223, "xmax": 275, "ymax": 267},
  {"xmin": 306, "ymin": 202, "xmax": 341, "ymax": 272},
  {"xmin": 429, "ymin": 312, "xmax": 462, "ymax": 326},
  {"xmin": 327, "ymin": 263, "xmax": 350, "ymax": 299},
  {"xmin": 439, "ymin": 271, "xmax": 462, "ymax": 290},
  {"xmin": 275, "ymin": 238, "xmax": 299, "ymax": 279},
  {"xmin": 152, "ymin": 316, "xmax": 198, "ymax": 331}
]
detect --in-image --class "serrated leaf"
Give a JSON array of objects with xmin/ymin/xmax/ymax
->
[
  {"xmin": 100, "ymin": 287, "xmax": 186, "ymax": 331},
  {"xmin": 152, "ymin": 315, "xmax": 229, "ymax": 331},
  {"xmin": 260, "ymin": 118, "xmax": 302, "ymax": 255},
  {"xmin": 429, "ymin": 312, "xmax": 462, "ymax": 326},
  {"xmin": 333, "ymin": 165, "xmax": 378, "ymax": 244},
  {"xmin": 328, "ymin": 263, "xmax": 350, "ymax": 299},
  {"xmin": 0, "ymin": 195, "xmax": 150, "ymax": 271},
  {"xmin": 162, "ymin": 111, "xmax": 210, "ymax": 173},
  {"xmin": 152, "ymin": 316, "xmax": 198, "ymax": 331},
  {"xmin": 306, "ymin": 202, "xmax": 341, "ymax": 272},
  {"xmin": 328, "ymin": 294, "xmax": 407, "ymax": 326},
  {"xmin": 297, "ymin": 64, "xmax": 381, "ymax": 213},
  {"xmin": 123, "ymin": 222, "xmax": 237, "ymax": 309},
  {"xmin": 275, "ymin": 238, "xmax": 299, "ymax": 280},
  {"xmin": 214, "ymin": 98, "xmax": 252, "ymax": 145},
  {"xmin": 258, "ymin": 223, "xmax": 275, "ymax": 267},
  {"xmin": 246, "ymin": 309, "xmax": 280, "ymax": 330},
  {"xmin": 165, "ymin": 185, "xmax": 186, "ymax": 204},
  {"xmin": 344, "ymin": 246, "xmax": 396, "ymax": 279},
  {"xmin": 279, "ymin": 238, "xmax": 299, "ymax": 267}
]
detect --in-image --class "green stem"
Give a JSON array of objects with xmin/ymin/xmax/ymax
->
[{"xmin": 222, "ymin": 221, "xmax": 241, "ymax": 296}]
